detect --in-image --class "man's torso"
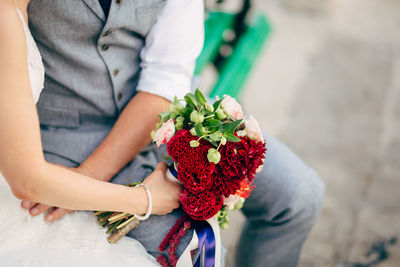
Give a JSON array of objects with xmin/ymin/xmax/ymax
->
[{"xmin": 28, "ymin": 0, "xmax": 166, "ymax": 163}]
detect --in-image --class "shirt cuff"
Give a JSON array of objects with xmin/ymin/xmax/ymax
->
[{"xmin": 136, "ymin": 65, "xmax": 193, "ymax": 102}]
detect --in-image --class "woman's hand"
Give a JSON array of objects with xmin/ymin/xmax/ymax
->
[{"xmin": 141, "ymin": 162, "xmax": 182, "ymax": 215}]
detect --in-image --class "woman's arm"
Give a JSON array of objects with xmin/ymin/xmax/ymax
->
[{"xmin": 0, "ymin": 6, "xmax": 180, "ymax": 216}]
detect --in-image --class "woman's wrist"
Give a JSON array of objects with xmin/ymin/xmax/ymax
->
[
  {"xmin": 133, "ymin": 184, "xmax": 152, "ymax": 220},
  {"xmin": 129, "ymin": 186, "xmax": 148, "ymax": 215}
]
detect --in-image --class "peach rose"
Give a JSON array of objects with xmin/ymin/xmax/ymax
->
[
  {"xmin": 153, "ymin": 119, "xmax": 175, "ymax": 147},
  {"xmin": 245, "ymin": 115, "xmax": 264, "ymax": 143},
  {"xmin": 221, "ymin": 95, "xmax": 244, "ymax": 120}
]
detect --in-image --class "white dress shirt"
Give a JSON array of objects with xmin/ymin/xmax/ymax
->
[{"xmin": 137, "ymin": 0, "xmax": 205, "ymax": 102}]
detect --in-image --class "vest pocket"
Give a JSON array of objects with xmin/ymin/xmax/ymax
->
[{"xmin": 37, "ymin": 105, "xmax": 80, "ymax": 128}]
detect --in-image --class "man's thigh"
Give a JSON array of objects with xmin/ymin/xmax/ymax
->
[{"xmin": 243, "ymin": 132, "xmax": 325, "ymax": 222}]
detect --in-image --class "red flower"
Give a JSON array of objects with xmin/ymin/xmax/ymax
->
[
  {"xmin": 235, "ymin": 179, "xmax": 255, "ymax": 199},
  {"xmin": 213, "ymin": 136, "xmax": 266, "ymax": 197},
  {"xmin": 178, "ymin": 164, "xmax": 215, "ymax": 194},
  {"xmin": 167, "ymin": 130, "xmax": 192, "ymax": 162},
  {"xmin": 167, "ymin": 130, "xmax": 266, "ymax": 220},
  {"xmin": 168, "ymin": 130, "xmax": 215, "ymax": 193},
  {"xmin": 180, "ymin": 189, "xmax": 223, "ymax": 221}
]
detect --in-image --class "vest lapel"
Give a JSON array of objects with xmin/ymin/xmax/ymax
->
[{"xmin": 82, "ymin": 0, "xmax": 106, "ymax": 22}]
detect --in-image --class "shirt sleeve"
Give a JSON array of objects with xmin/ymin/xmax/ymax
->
[{"xmin": 136, "ymin": 0, "xmax": 205, "ymax": 102}]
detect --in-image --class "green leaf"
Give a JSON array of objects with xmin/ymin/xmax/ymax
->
[
  {"xmin": 223, "ymin": 133, "xmax": 241, "ymax": 142},
  {"xmin": 220, "ymin": 119, "xmax": 243, "ymax": 134},
  {"xmin": 213, "ymin": 99, "xmax": 222, "ymax": 111},
  {"xmin": 170, "ymin": 111, "xmax": 178, "ymax": 119},
  {"xmin": 204, "ymin": 119, "xmax": 222, "ymax": 128},
  {"xmin": 201, "ymin": 108, "xmax": 208, "ymax": 115},
  {"xmin": 184, "ymin": 93, "xmax": 198, "ymax": 109},
  {"xmin": 210, "ymin": 140, "xmax": 218, "ymax": 147},
  {"xmin": 195, "ymin": 123, "xmax": 205, "ymax": 137},
  {"xmin": 194, "ymin": 89, "xmax": 207, "ymax": 105},
  {"xmin": 179, "ymin": 107, "xmax": 192, "ymax": 118},
  {"xmin": 209, "ymin": 131, "xmax": 222, "ymax": 141},
  {"xmin": 159, "ymin": 111, "xmax": 170, "ymax": 122}
]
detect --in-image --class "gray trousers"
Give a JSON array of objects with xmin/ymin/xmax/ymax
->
[{"xmin": 44, "ymin": 131, "xmax": 325, "ymax": 267}]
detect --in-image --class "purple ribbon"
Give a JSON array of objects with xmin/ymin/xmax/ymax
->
[{"xmin": 194, "ymin": 221, "xmax": 216, "ymax": 267}]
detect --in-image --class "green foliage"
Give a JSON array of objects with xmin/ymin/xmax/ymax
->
[
  {"xmin": 195, "ymin": 123, "xmax": 207, "ymax": 137},
  {"xmin": 154, "ymin": 92, "xmax": 245, "ymax": 165},
  {"xmin": 220, "ymin": 119, "xmax": 243, "ymax": 134},
  {"xmin": 223, "ymin": 133, "xmax": 241, "ymax": 142},
  {"xmin": 208, "ymin": 132, "xmax": 222, "ymax": 141},
  {"xmin": 194, "ymin": 89, "xmax": 207, "ymax": 105},
  {"xmin": 217, "ymin": 207, "xmax": 229, "ymax": 229},
  {"xmin": 184, "ymin": 93, "xmax": 198, "ymax": 109},
  {"xmin": 213, "ymin": 99, "xmax": 222, "ymax": 111},
  {"xmin": 204, "ymin": 119, "xmax": 222, "ymax": 128},
  {"xmin": 190, "ymin": 140, "xmax": 200, "ymax": 147},
  {"xmin": 207, "ymin": 148, "xmax": 221, "ymax": 164}
]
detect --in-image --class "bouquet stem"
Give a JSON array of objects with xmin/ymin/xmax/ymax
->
[
  {"xmin": 107, "ymin": 218, "xmax": 139, "ymax": 243},
  {"xmin": 108, "ymin": 212, "xmax": 128, "ymax": 223}
]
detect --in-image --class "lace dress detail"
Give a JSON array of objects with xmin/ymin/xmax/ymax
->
[
  {"xmin": 16, "ymin": 9, "xmax": 45, "ymax": 103},
  {"xmin": 0, "ymin": 10, "xmax": 158, "ymax": 267}
]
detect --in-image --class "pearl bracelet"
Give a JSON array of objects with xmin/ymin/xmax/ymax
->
[{"xmin": 133, "ymin": 183, "xmax": 152, "ymax": 221}]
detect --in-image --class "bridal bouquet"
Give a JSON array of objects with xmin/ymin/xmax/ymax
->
[
  {"xmin": 152, "ymin": 89, "xmax": 266, "ymax": 228},
  {"xmin": 95, "ymin": 89, "xmax": 266, "ymax": 267},
  {"xmin": 152, "ymin": 89, "xmax": 266, "ymax": 266}
]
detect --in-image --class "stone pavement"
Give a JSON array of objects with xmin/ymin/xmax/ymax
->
[{"xmin": 214, "ymin": 0, "xmax": 400, "ymax": 266}]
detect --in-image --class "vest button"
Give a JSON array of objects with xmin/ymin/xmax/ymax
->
[
  {"xmin": 103, "ymin": 29, "xmax": 112, "ymax": 37},
  {"xmin": 113, "ymin": 69, "xmax": 120, "ymax": 76},
  {"xmin": 115, "ymin": 0, "xmax": 122, "ymax": 4},
  {"xmin": 117, "ymin": 92, "xmax": 123, "ymax": 101},
  {"xmin": 101, "ymin": 44, "xmax": 109, "ymax": 51}
]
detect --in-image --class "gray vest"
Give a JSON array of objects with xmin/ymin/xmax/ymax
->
[{"xmin": 28, "ymin": 0, "xmax": 166, "ymax": 164}]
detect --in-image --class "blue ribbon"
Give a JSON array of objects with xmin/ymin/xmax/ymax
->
[
  {"xmin": 194, "ymin": 221, "xmax": 216, "ymax": 267},
  {"xmin": 168, "ymin": 164, "xmax": 178, "ymax": 178},
  {"xmin": 168, "ymin": 163, "xmax": 216, "ymax": 267}
]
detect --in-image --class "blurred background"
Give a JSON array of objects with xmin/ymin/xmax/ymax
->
[{"xmin": 195, "ymin": 0, "xmax": 400, "ymax": 266}]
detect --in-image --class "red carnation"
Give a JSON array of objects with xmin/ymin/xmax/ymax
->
[
  {"xmin": 213, "ymin": 136, "xmax": 266, "ymax": 197},
  {"xmin": 180, "ymin": 189, "xmax": 223, "ymax": 221}
]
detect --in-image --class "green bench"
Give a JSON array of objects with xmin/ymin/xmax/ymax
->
[{"xmin": 194, "ymin": 11, "xmax": 272, "ymax": 99}]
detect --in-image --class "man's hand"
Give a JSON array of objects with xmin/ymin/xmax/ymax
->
[{"xmin": 20, "ymin": 165, "xmax": 90, "ymax": 221}]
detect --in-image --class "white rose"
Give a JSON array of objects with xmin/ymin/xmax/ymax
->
[
  {"xmin": 153, "ymin": 119, "xmax": 175, "ymax": 147},
  {"xmin": 223, "ymin": 194, "xmax": 242, "ymax": 210},
  {"xmin": 245, "ymin": 115, "xmax": 264, "ymax": 143},
  {"xmin": 221, "ymin": 95, "xmax": 244, "ymax": 120}
]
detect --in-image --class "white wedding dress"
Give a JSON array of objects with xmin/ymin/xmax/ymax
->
[{"xmin": 0, "ymin": 10, "xmax": 159, "ymax": 267}]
